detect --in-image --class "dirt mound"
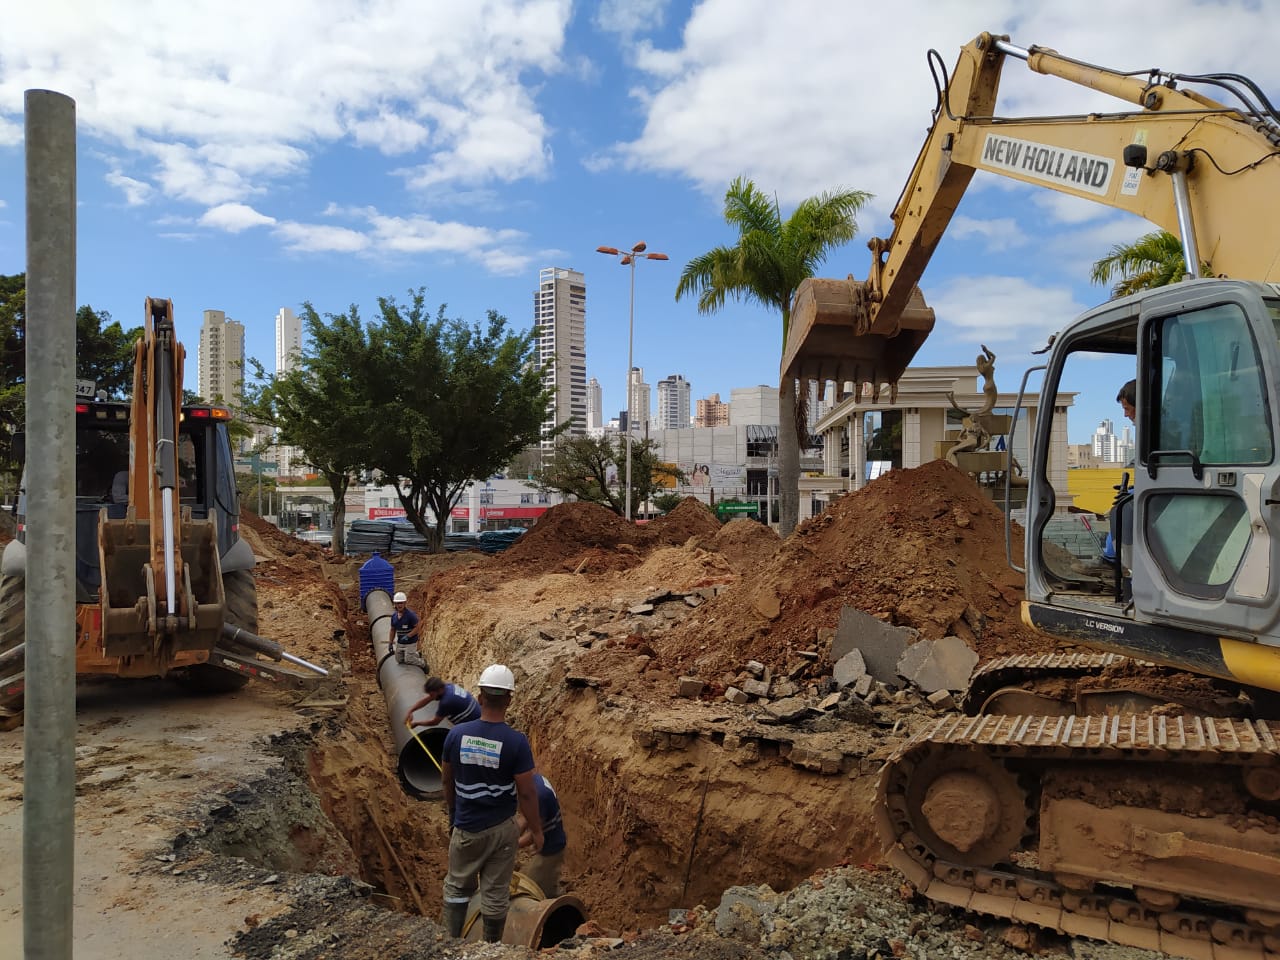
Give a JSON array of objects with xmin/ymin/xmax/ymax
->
[
  {"xmin": 712, "ymin": 518, "xmax": 781, "ymax": 574},
  {"xmin": 636, "ymin": 460, "xmax": 1048, "ymax": 680},
  {"xmin": 496, "ymin": 501, "xmax": 650, "ymax": 570},
  {"xmin": 646, "ymin": 497, "xmax": 722, "ymax": 544},
  {"xmin": 240, "ymin": 508, "xmax": 329, "ymax": 563}
]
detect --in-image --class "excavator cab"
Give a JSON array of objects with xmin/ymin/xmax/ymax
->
[{"xmin": 1021, "ymin": 278, "xmax": 1280, "ymax": 687}]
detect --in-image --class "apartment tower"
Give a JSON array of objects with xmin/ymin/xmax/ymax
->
[
  {"xmin": 656, "ymin": 374, "xmax": 691, "ymax": 429},
  {"xmin": 197, "ymin": 309, "xmax": 245, "ymax": 407},
  {"xmin": 533, "ymin": 267, "xmax": 587, "ymax": 450},
  {"xmin": 586, "ymin": 376, "xmax": 603, "ymax": 432},
  {"xmin": 694, "ymin": 392, "xmax": 730, "ymax": 428}
]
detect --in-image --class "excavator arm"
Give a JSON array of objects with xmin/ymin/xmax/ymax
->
[{"xmin": 784, "ymin": 31, "xmax": 1280, "ymax": 393}]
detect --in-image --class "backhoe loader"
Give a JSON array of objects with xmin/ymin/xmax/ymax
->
[
  {"xmin": 0, "ymin": 298, "xmax": 326, "ymax": 724},
  {"xmin": 782, "ymin": 32, "xmax": 1280, "ymax": 957}
]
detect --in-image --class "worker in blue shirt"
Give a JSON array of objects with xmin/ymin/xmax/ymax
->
[
  {"xmin": 404, "ymin": 676, "xmax": 480, "ymax": 728},
  {"xmin": 440, "ymin": 664, "xmax": 542, "ymax": 943},
  {"xmin": 389, "ymin": 591, "xmax": 425, "ymax": 668},
  {"xmin": 518, "ymin": 772, "xmax": 567, "ymax": 897}
]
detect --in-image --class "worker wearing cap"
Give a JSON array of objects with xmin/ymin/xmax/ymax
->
[
  {"xmin": 440, "ymin": 664, "xmax": 543, "ymax": 943},
  {"xmin": 403, "ymin": 676, "xmax": 480, "ymax": 728},
  {"xmin": 390, "ymin": 591, "xmax": 425, "ymax": 668}
]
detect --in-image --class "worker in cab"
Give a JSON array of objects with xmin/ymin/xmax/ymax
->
[
  {"xmin": 440, "ymin": 664, "xmax": 542, "ymax": 943},
  {"xmin": 404, "ymin": 676, "xmax": 479, "ymax": 728},
  {"xmin": 390, "ymin": 591, "xmax": 426, "ymax": 668}
]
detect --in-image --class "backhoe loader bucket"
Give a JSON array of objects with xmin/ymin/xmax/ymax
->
[{"xmin": 98, "ymin": 509, "xmax": 226, "ymax": 660}]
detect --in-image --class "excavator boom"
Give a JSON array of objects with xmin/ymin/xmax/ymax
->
[{"xmin": 784, "ymin": 31, "xmax": 1280, "ymax": 394}]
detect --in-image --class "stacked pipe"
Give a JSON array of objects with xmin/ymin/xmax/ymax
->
[{"xmin": 366, "ymin": 588, "xmax": 451, "ymax": 797}]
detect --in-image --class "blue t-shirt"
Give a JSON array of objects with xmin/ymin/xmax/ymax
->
[
  {"xmin": 443, "ymin": 719, "xmax": 535, "ymax": 832},
  {"xmin": 438, "ymin": 684, "xmax": 480, "ymax": 724},
  {"xmin": 535, "ymin": 773, "xmax": 566, "ymax": 856},
  {"xmin": 390, "ymin": 609, "xmax": 419, "ymax": 644}
]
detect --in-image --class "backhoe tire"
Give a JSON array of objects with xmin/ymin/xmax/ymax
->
[
  {"xmin": 0, "ymin": 574, "xmax": 26, "ymax": 717},
  {"xmin": 172, "ymin": 569, "xmax": 256, "ymax": 694}
]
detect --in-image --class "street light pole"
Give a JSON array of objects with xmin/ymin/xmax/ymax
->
[{"xmin": 596, "ymin": 242, "xmax": 668, "ymax": 521}]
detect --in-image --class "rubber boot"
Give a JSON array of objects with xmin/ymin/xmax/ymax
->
[
  {"xmin": 443, "ymin": 902, "xmax": 468, "ymax": 939},
  {"xmin": 482, "ymin": 914, "xmax": 507, "ymax": 943}
]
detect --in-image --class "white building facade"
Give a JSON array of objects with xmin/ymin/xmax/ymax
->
[
  {"xmin": 197, "ymin": 309, "xmax": 245, "ymax": 408},
  {"xmin": 534, "ymin": 267, "xmax": 587, "ymax": 451},
  {"xmin": 656, "ymin": 374, "xmax": 691, "ymax": 429}
]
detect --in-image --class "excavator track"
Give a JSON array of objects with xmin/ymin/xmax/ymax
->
[
  {"xmin": 877, "ymin": 712, "xmax": 1280, "ymax": 960},
  {"xmin": 962, "ymin": 652, "xmax": 1134, "ymax": 713}
]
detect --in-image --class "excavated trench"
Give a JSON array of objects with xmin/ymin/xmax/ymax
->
[{"xmin": 276, "ymin": 575, "xmax": 892, "ymax": 934}]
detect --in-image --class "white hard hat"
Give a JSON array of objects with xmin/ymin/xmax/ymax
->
[
  {"xmin": 393, "ymin": 591, "xmax": 408, "ymax": 603},
  {"xmin": 478, "ymin": 664, "xmax": 516, "ymax": 693}
]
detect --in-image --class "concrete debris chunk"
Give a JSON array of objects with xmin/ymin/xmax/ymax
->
[
  {"xmin": 741, "ymin": 678, "xmax": 770, "ymax": 698},
  {"xmin": 763, "ymin": 696, "xmax": 811, "ymax": 723},
  {"xmin": 771, "ymin": 680, "xmax": 799, "ymax": 698},
  {"xmin": 676, "ymin": 676, "xmax": 704, "ymax": 698},
  {"xmin": 834, "ymin": 606, "xmax": 914, "ymax": 683},
  {"xmin": 927, "ymin": 689, "xmax": 957, "ymax": 710},
  {"xmin": 628, "ymin": 603, "xmax": 655, "ymax": 616},
  {"xmin": 745, "ymin": 660, "xmax": 766, "ymax": 677},
  {"xmin": 833, "ymin": 649, "xmax": 867, "ymax": 689},
  {"xmin": 684, "ymin": 594, "xmax": 704, "ymax": 608},
  {"xmin": 853, "ymin": 673, "xmax": 874, "ymax": 699},
  {"xmin": 817, "ymin": 692, "xmax": 842, "ymax": 711},
  {"xmin": 714, "ymin": 887, "xmax": 777, "ymax": 938},
  {"xmin": 896, "ymin": 635, "xmax": 978, "ymax": 694},
  {"xmin": 725, "ymin": 686, "xmax": 750, "ymax": 705},
  {"xmin": 797, "ymin": 649, "xmax": 819, "ymax": 660}
]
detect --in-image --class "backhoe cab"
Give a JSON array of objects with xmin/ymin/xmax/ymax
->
[{"xmin": 0, "ymin": 298, "xmax": 326, "ymax": 723}]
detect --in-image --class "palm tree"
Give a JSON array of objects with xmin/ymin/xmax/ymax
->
[
  {"xmin": 676, "ymin": 176, "xmax": 869, "ymax": 536},
  {"xmin": 1090, "ymin": 229, "xmax": 1208, "ymax": 296}
]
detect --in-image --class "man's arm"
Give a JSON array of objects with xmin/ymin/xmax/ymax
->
[
  {"xmin": 442, "ymin": 760, "xmax": 456, "ymax": 829},
  {"xmin": 513, "ymin": 770, "xmax": 542, "ymax": 853},
  {"xmin": 403, "ymin": 696, "xmax": 430, "ymax": 726}
]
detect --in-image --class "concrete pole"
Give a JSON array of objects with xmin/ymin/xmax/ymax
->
[
  {"xmin": 23, "ymin": 89, "xmax": 77, "ymax": 960},
  {"xmin": 624, "ymin": 257, "xmax": 635, "ymax": 522}
]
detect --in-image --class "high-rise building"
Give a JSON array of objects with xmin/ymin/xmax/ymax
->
[
  {"xmin": 1092, "ymin": 418, "xmax": 1120, "ymax": 462},
  {"xmin": 274, "ymin": 307, "xmax": 304, "ymax": 478},
  {"xmin": 586, "ymin": 377, "xmax": 603, "ymax": 432},
  {"xmin": 533, "ymin": 267, "xmax": 587, "ymax": 450},
  {"xmin": 657, "ymin": 374, "xmax": 691, "ymax": 429},
  {"xmin": 628, "ymin": 367, "xmax": 650, "ymax": 434},
  {"xmin": 198, "ymin": 309, "xmax": 245, "ymax": 407},
  {"xmin": 695, "ymin": 392, "xmax": 730, "ymax": 428},
  {"xmin": 275, "ymin": 307, "xmax": 301, "ymax": 374}
]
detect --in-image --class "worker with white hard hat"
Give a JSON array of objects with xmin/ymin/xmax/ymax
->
[
  {"xmin": 389, "ymin": 590, "xmax": 426, "ymax": 668},
  {"xmin": 440, "ymin": 664, "xmax": 543, "ymax": 943}
]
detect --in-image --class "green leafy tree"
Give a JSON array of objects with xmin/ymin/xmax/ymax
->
[
  {"xmin": 535, "ymin": 435, "xmax": 682, "ymax": 516},
  {"xmin": 1090, "ymin": 229, "xmax": 1209, "ymax": 296},
  {"xmin": 241, "ymin": 304, "xmax": 376, "ymax": 555},
  {"xmin": 0, "ymin": 273, "xmax": 142, "ymax": 487},
  {"xmin": 676, "ymin": 177, "xmax": 869, "ymax": 536},
  {"xmin": 362, "ymin": 290, "xmax": 557, "ymax": 552}
]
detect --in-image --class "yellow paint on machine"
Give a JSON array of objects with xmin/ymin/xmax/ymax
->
[
  {"xmin": 1066, "ymin": 468, "xmax": 1128, "ymax": 516},
  {"xmin": 1219, "ymin": 636, "xmax": 1280, "ymax": 694}
]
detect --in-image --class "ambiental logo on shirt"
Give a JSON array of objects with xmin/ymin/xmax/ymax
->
[{"xmin": 459, "ymin": 735, "xmax": 503, "ymax": 769}]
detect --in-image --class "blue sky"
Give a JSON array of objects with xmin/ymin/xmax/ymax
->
[{"xmin": 1, "ymin": 0, "xmax": 1275, "ymax": 444}]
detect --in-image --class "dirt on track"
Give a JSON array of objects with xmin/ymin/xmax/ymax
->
[{"xmin": 0, "ymin": 466, "xmax": 1166, "ymax": 960}]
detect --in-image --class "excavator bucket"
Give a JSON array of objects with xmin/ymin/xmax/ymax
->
[
  {"xmin": 783, "ymin": 279, "xmax": 935, "ymax": 395},
  {"xmin": 98, "ymin": 510, "xmax": 225, "ymax": 660}
]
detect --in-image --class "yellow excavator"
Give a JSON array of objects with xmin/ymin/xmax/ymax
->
[
  {"xmin": 783, "ymin": 32, "xmax": 1280, "ymax": 958},
  {"xmin": 0, "ymin": 298, "xmax": 326, "ymax": 723}
]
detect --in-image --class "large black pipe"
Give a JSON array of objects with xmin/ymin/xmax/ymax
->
[{"xmin": 366, "ymin": 588, "xmax": 452, "ymax": 797}]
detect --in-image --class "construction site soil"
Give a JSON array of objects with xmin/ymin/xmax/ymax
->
[{"xmin": 0, "ymin": 462, "xmax": 1163, "ymax": 960}]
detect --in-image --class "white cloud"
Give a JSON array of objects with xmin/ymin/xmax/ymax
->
[
  {"xmin": 272, "ymin": 221, "xmax": 370, "ymax": 254},
  {"xmin": 199, "ymin": 202, "xmax": 276, "ymax": 233},
  {"xmin": 595, "ymin": 0, "xmax": 669, "ymax": 38},
  {"xmin": 0, "ymin": 198, "xmax": 6, "ymax": 208},
  {"xmin": 612, "ymin": 0, "xmax": 1280, "ymax": 229},
  {"xmin": 948, "ymin": 216, "xmax": 1027, "ymax": 252},
  {"xmin": 0, "ymin": 0, "xmax": 572, "ymax": 202},
  {"xmin": 928, "ymin": 275, "xmax": 1086, "ymax": 355},
  {"xmin": 105, "ymin": 169, "xmax": 152, "ymax": 205}
]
